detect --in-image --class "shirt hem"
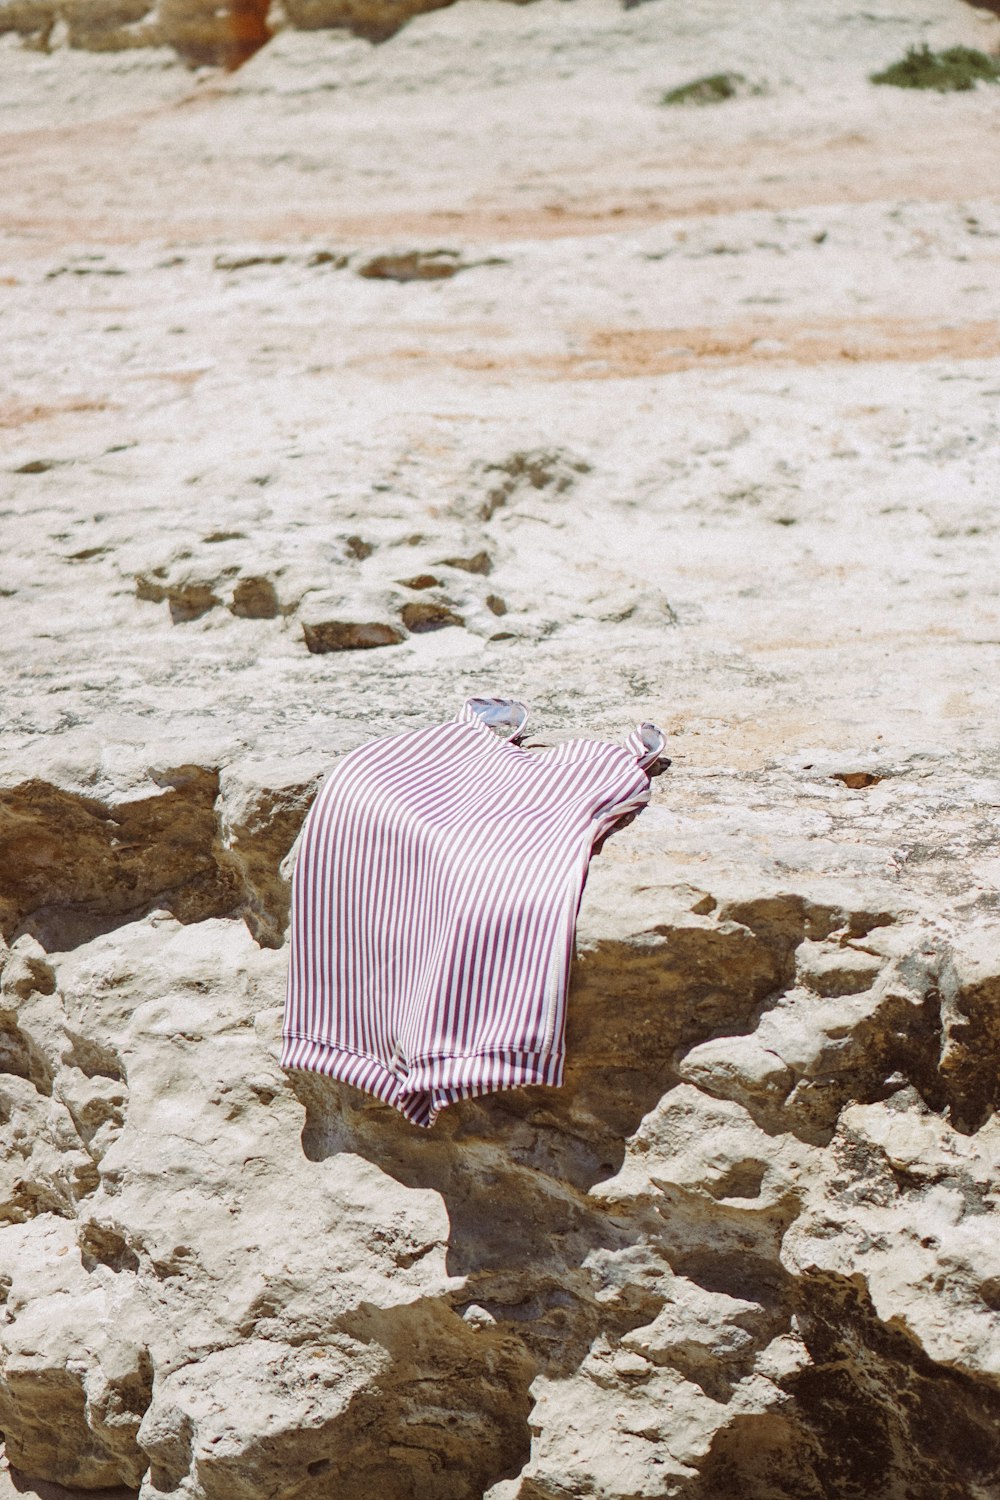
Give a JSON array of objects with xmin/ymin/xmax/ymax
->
[{"xmin": 280, "ymin": 1032, "xmax": 564, "ymax": 1128}]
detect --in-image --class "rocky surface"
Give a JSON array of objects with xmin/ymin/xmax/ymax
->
[{"xmin": 3, "ymin": 0, "xmax": 1000, "ymax": 1495}]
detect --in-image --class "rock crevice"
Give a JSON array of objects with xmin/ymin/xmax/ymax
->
[{"xmin": 2, "ymin": 804, "xmax": 996, "ymax": 1497}]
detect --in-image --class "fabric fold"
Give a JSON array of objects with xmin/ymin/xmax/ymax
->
[{"xmin": 282, "ymin": 697, "xmax": 665, "ymax": 1127}]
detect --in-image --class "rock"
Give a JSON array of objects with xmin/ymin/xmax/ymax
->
[
  {"xmin": 301, "ymin": 616, "xmax": 406, "ymax": 651},
  {"xmin": 137, "ymin": 569, "xmax": 223, "ymax": 623},
  {"xmin": 673, "ymin": 922, "xmax": 945, "ymax": 1143},
  {"xmin": 621, "ymin": 1281, "xmax": 770, "ymax": 1374},
  {"xmin": 0, "ymin": 768, "xmax": 237, "ymax": 950},
  {"xmin": 149, "ymin": 0, "xmax": 271, "ymax": 68},
  {"xmin": 213, "ymin": 252, "xmax": 288, "ymax": 271},
  {"xmin": 473, "ymin": 449, "xmax": 592, "ymax": 523},
  {"xmin": 676, "ymin": 1034, "xmax": 796, "ymax": 1113},
  {"xmin": 133, "ymin": 542, "xmax": 294, "ymax": 624},
  {"xmin": 939, "ymin": 928, "xmax": 1000, "ymax": 1131},
  {"xmin": 0, "ymin": 0, "xmax": 157, "ymax": 51},
  {"xmin": 794, "ymin": 939, "xmax": 884, "ymax": 996},
  {"xmin": 786, "ymin": 1098, "xmax": 1000, "ymax": 1377},
  {"xmin": 0, "ymin": 937, "xmax": 57, "ymax": 1000},
  {"xmin": 229, "ymin": 574, "xmax": 280, "ymax": 618},
  {"xmin": 278, "ymin": 0, "xmax": 449, "ymax": 45},
  {"xmin": 1, "ymin": 851, "xmax": 1000, "ymax": 1499},
  {"xmin": 4, "ymin": 0, "xmax": 1000, "ymax": 1494},
  {"xmin": 399, "ymin": 597, "xmax": 463, "ymax": 632},
  {"xmin": 216, "ymin": 758, "xmax": 321, "ymax": 947},
  {"xmin": 0, "ymin": 1218, "xmax": 151, "ymax": 1488},
  {"xmin": 357, "ymin": 249, "xmax": 464, "ymax": 281},
  {"xmin": 439, "ymin": 550, "xmax": 492, "ymax": 576}
]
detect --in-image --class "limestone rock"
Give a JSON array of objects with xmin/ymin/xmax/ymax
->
[
  {"xmin": 279, "ymin": 0, "xmax": 449, "ymax": 46},
  {"xmin": 0, "ymin": 767, "xmax": 236, "ymax": 950},
  {"xmin": 1, "ymin": 842, "xmax": 1000, "ymax": 1498},
  {"xmin": 3, "ymin": 915, "xmax": 535, "ymax": 1494},
  {"xmin": 215, "ymin": 758, "xmax": 322, "ymax": 947},
  {"xmin": 939, "ymin": 928, "xmax": 1000, "ymax": 1132},
  {"xmin": 676, "ymin": 925, "xmax": 943, "ymax": 1142},
  {"xmin": 153, "ymin": 0, "xmax": 270, "ymax": 67},
  {"xmin": 301, "ymin": 612, "xmax": 406, "ymax": 652},
  {"xmin": 0, "ymin": 1218, "xmax": 151, "ymax": 1488},
  {"xmin": 4, "ymin": 0, "xmax": 1000, "ymax": 1494},
  {"xmin": 784, "ymin": 1098, "xmax": 1000, "ymax": 1380},
  {"xmin": 357, "ymin": 248, "xmax": 465, "ymax": 281},
  {"xmin": 0, "ymin": 0, "xmax": 158, "ymax": 50}
]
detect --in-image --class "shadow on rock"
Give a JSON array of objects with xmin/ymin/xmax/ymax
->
[{"xmin": 288, "ymin": 908, "xmax": 794, "ymax": 1378}]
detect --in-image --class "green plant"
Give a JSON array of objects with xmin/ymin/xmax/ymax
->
[
  {"xmin": 870, "ymin": 44, "xmax": 1000, "ymax": 92},
  {"xmin": 661, "ymin": 72, "xmax": 748, "ymax": 106}
]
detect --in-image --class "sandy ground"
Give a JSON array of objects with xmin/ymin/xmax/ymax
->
[{"xmin": 2, "ymin": 0, "xmax": 1000, "ymax": 926}]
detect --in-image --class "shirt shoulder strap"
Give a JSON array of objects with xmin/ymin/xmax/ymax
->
[
  {"xmin": 624, "ymin": 721, "xmax": 666, "ymax": 769},
  {"xmin": 459, "ymin": 696, "xmax": 530, "ymax": 742}
]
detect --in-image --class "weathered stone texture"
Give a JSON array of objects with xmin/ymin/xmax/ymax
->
[
  {"xmin": 0, "ymin": 0, "xmax": 488, "ymax": 64},
  {"xmin": 3, "ymin": 0, "xmax": 1000, "ymax": 1493},
  {"xmin": 1, "ymin": 857, "xmax": 998, "ymax": 1498}
]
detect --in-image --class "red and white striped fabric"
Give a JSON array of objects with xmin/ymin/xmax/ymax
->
[{"xmin": 282, "ymin": 696, "xmax": 665, "ymax": 1127}]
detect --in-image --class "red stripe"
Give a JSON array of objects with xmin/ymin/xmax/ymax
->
[{"xmin": 282, "ymin": 699, "xmax": 662, "ymax": 1127}]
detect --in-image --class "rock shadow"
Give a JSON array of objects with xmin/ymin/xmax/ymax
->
[
  {"xmin": 3, "ymin": 1471, "xmax": 136, "ymax": 1500},
  {"xmin": 694, "ymin": 1271, "xmax": 1000, "ymax": 1500},
  {"xmin": 289, "ymin": 907, "xmax": 798, "ymax": 1382}
]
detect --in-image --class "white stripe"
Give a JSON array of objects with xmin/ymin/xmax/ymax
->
[{"xmin": 282, "ymin": 699, "xmax": 664, "ymax": 1127}]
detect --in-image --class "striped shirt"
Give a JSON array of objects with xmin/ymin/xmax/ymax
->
[{"xmin": 282, "ymin": 697, "xmax": 665, "ymax": 1127}]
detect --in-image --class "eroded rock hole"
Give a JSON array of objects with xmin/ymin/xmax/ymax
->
[{"xmin": 79, "ymin": 1222, "xmax": 141, "ymax": 1276}]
